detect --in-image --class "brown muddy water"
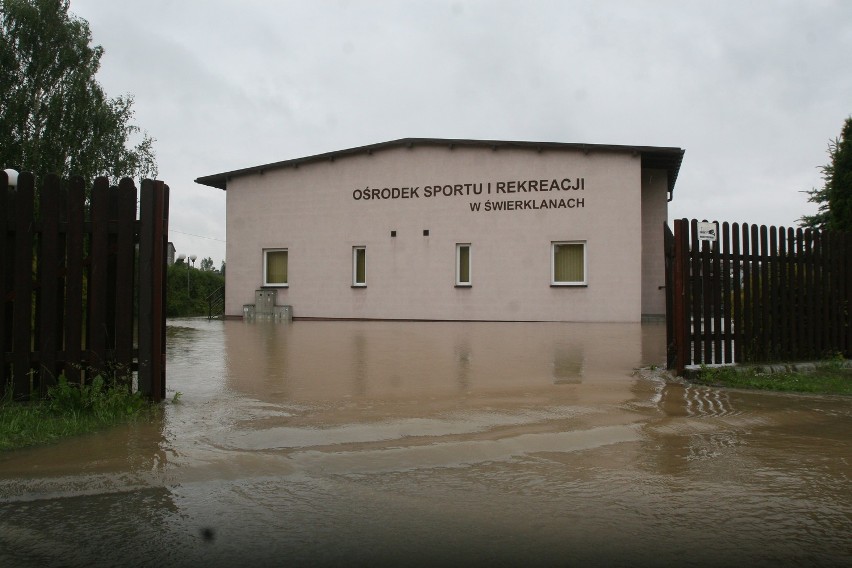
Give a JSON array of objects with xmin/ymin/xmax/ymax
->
[{"xmin": 1, "ymin": 319, "xmax": 851, "ymax": 567}]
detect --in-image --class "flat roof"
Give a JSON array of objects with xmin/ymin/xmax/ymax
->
[{"xmin": 195, "ymin": 138, "xmax": 685, "ymax": 195}]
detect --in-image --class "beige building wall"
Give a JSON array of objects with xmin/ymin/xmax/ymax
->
[
  {"xmin": 222, "ymin": 143, "xmax": 671, "ymax": 322},
  {"xmin": 641, "ymin": 169, "xmax": 670, "ymax": 318}
]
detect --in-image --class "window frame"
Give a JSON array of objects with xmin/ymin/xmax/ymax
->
[
  {"xmin": 263, "ymin": 248, "xmax": 289, "ymax": 287},
  {"xmin": 455, "ymin": 243, "xmax": 472, "ymax": 287},
  {"xmin": 551, "ymin": 241, "xmax": 587, "ymax": 286},
  {"xmin": 352, "ymin": 246, "xmax": 366, "ymax": 287}
]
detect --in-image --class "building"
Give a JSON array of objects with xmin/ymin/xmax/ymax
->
[
  {"xmin": 167, "ymin": 241, "xmax": 176, "ymax": 266},
  {"xmin": 195, "ymin": 138, "xmax": 684, "ymax": 322}
]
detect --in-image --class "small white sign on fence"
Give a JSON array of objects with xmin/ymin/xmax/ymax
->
[{"xmin": 697, "ymin": 221, "xmax": 718, "ymax": 242}]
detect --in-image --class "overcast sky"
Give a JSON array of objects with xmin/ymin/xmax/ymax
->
[{"xmin": 70, "ymin": 0, "xmax": 852, "ymax": 267}]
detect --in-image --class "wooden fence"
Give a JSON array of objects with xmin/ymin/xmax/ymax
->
[
  {"xmin": 666, "ymin": 218, "xmax": 852, "ymax": 375},
  {"xmin": 1, "ymin": 171, "xmax": 169, "ymax": 401}
]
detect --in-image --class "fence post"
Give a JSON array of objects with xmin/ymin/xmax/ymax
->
[
  {"xmin": 701, "ymin": 226, "xmax": 713, "ymax": 363},
  {"xmin": 672, "ymin": 219, "xmax": 688, "ymax": 375},
  {"xmin": 12, "ymin": 173, "xmax": 35, "ymax": 398},
  {"xmin": 113, "ymin": 178, "xmax": 137, "ymax": 381},
  {"xmin": 88, "ymin": 178, "xmax": 110, "ymax": 375},
  {"xmin": 138, "ymin": 179, "xmax": 168, "ymax": 401},
  {"xmin": 731, "ymin": 223, "xmax": 742, "ymax": 363},
  {"xmin": 845, "ymin": 232, "xmax": 852, "ymax": 356},
  {"xmin": 63, "ymin": 177, "xmax": 86, "ymax": 384},
  {"xmin": 689, "ymin": 219, "xmax": 701, "ymax": 366},
  {"xmin": 721, "ymin": 222, "xmax": 732, "ymax": 364},
  {"xmin": 0, "ymin": 172, "xmax": 9, "ymax": 393},
  {"xmin": 37, "ymin": 175, "xmax": 62, "ymax": 394}
]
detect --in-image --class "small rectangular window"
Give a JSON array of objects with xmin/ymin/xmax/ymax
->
[
  {"xmin": 264, "ymin": 249, "xmax": 288, "ymax": 286},
  {"xmin": 552, "ymin": 242, "xmax": 586, "ymax": 285},
  {"xmin": 456, "ymin": 243, "xmax": 471, "ymax": 286},
  {"xmin": 353, "ymin": 246, "xmax": 366, "ymax": 286}
]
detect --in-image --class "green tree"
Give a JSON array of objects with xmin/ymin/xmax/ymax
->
[
  {"xmin": 0, "ymin": 0, "xmax": 156, "ymax": 182},
  {"xmin": 166, "ymin": 262, "xmax": 224, "ymax": 317},
  {"xmin": 199, "ymin": 256, "xmax": 214, "ymax": 271},
  {"xmin": 801, "ymin": 116, "xmax": 852, "ymax": 231}
]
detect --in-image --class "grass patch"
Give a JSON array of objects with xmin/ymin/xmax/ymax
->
[
  {"xmin": 694, "ymin": 362, "xmax": 852, "ymax": 395},
  {"xmin": 0, "ymin": 375, "xmax": 153, "ymax": 451}
]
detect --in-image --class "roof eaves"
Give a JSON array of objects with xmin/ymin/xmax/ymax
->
[{"xmin": 195, "ymin": 138, "xmax": 685, "ymax": 195}]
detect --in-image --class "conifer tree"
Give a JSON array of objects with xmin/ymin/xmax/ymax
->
[{"xmin": 801, "ymin": 117, "xmax": 852, "ymax": 231}]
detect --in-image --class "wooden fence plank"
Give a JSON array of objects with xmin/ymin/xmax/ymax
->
[
  {"xmin": 37, "ymin": 175, "xmax": 62, "ymax": 393},
  {"xmin": 12, "ymin": 173, "xmax": 35, "ymax": 398},
  {"xmin": 789, "ymin": 226, "xmax": 799, "ymax": 357},
  {"xmin": 778, "ymin": 227, "xmax": 794, "ymax": 354},
  {"xmin": 138, "ymin": 179, "xmax": 168, "ymax": 401},
  {"xmin": 842, "ymin": 232, "xmax": 852, "ymax": 357},
  {"xmin": 758, "ymin": 225, "xmax": 769, "ymax": 361},
  {"xmin": 790, "ymin": 227, "xmax": 799, "ymax": 359},
  {"xmin": 839, "ymin": 232, "xmax": 845, "ymax": 355},
  {"xmin": 88, "ymin": 177, "xmax": 110, "ymax": 377},
  {"xmin": 786, "ymin": 227, "xmax": 796, "ymax": 357},
  {"xmin": 63, "ymin": 177, "xmax": 86, "ymax": 384},
  {"xmin": 689, "ymin": 219, "xmax": 701, "ymax": 364},
  {"xmin": 137, "ymin": 181, "xmax": 154, "ymax": 398},
  {"xmin": 105, "ymin": 186, "xmax": 119, "ymax": 357},
  {"xmin": 813, "ymin": 230, "xmax": 823, "ymax": 357},
  {"xmin": 673, "ymin": 219, "xmax": 688, "ymax": 375},
  {"xmin": 159, "ymin": 184, "xmax": 170, "ymax": 398},
  {"xmin": 839, "ymin": 232, "xmax": 845, "ymax": 354},
  {"xmin": 711, "ymin": 225, "xmax": 722, "ymax": 363},
  {"xmin": 113, "ymin": 178, "xmax": 137, "ymax": 382},
  {"xmin": 808, "ymin": 230, "xmax": 819, "ymax": 357},
  {"xmin": 55, "ymin": 180, "xmax": 69, "ymax": 379},
  {"xmin": 731, "ymin": 223, "xmax": 742, "ymax": 363},
  {"xmin": 741, "ymin": 224, "xmax": 752, "ymax": 361},
  {"xmin": 664, "ymin": 223, "xmax": 675, "ymax": 368},
  {"xmin": 844, "ymin": 232, "xmax": 851, "ymax": 355},
  {"xmin": 822, "ymin": 231, "xmax": 833, "ymax": 355},
  {"xmin": 795, "ymin": 228, "xmax": 805, "ymax": 360},
  {"xmin": 0, "ymin": 175, "xmax": 9, "ymax": 392},
  {"xmin": 826, "ymin": 232, "xmax": 836, "ymax": 355},
  {"xmin": 768, "ymin": 227, "xmax": 778, "ymax": 360},
  {"xmin": 750, "ymin": 224, "xmax": 761, "ymax": 360},
  {"xmin": 804, "ymin": 230, "xmax": 813, "ymax": 358},
  {"xmin": 701, "ymin": 232, "xmax": 713, "ymax": 364},
  {"xmin": 721, "ymin": 222, "xmax": 731, "ymax": 364}
]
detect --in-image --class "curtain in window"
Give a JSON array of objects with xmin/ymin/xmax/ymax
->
[
  {"xmin": 458, "ymin": 245, "xmax": 470, "ymax": 283},
  {"xmin": 554, "ymin": 243, "xmax": 584, "ymax": 282},
  {"xmin": 354, "ymin": 248, "xmax": 366, "ymax": 284},
  {"xmin": 267, "ymin": 250, "xmax": 288, "ymax": 284}
]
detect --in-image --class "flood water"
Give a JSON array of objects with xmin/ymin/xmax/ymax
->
[{"xmin": 1, "ymin": 319, "xmax": 851, "ymax": 567}]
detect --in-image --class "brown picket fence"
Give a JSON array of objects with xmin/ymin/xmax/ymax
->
[
  {"xmin": 1, "ymin": 171, "xmax": 169, "ymax": 401},
  {"xmin": 666, "ymin": 219, "xmax": 852, "ymax": 375}
]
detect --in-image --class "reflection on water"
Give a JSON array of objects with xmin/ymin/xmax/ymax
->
[
  {"xmin": 0, "ymin": 319, "xmax": 850, "ymax": 567},
  {"xmin": 220, "ymin": 320, "xmax": 661, "ymax": 401}
]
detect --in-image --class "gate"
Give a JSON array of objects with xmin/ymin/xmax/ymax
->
[
  {"xmin": 1, "ymin": 171, "xmax": 169, "ymax": 401},
  {"xmin": 665, "ymin": 219, "xmax": 851, "ymax": 375}
]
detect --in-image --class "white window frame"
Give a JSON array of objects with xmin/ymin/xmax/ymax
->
[
  {"xmin": 263, "ymin": 248, "xmax": 289, "ymax": 287},
  {"xmin": 352, "ymin": 246, "xmax": 366, "ymax": 287},
  {"xmin": 551, "ymin": 241, "xmax": 587, "ymax": 286},
  {"xmin": 455, "ymin": 243, "xmax": 471, "ymax": 286}
]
